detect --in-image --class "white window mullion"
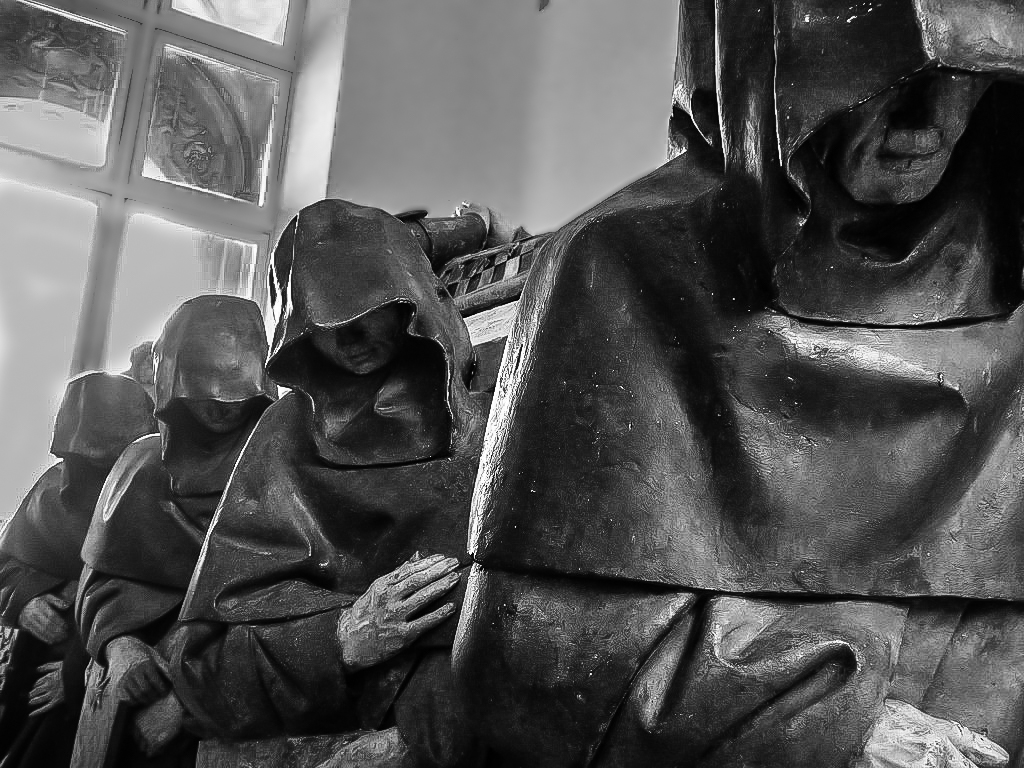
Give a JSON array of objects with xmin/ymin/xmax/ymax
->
[
  {"xmin": 70, "ymin": 194, "xmax": 128, "ymax": 372},
  {"xmin": 1, "ymin": 0, "xmax": 306, "ymax": 373}
]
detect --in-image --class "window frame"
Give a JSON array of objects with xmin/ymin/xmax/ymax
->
[{"xmin": 0, "ymin": 0, "xmax": 305, "ymax": 372}]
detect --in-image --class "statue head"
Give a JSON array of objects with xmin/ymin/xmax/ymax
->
[
  {"xmin": 153, "ymin": 295, "xmax": 275, "ymax": 438},
  {"xmin": 670, "ymin": 0, "xmax": 1024, "ymax": 196},
  {"xmin": 310, "ymin": 303, "xmax": 410, "ymax": 377},
  {"xmin": 670, "ymin": 0, "xmax": 1024, "ymax": 323},
  {"xmin": 125, "ymin": 340, "xmax": 155, "ymax": 388},
  {"xmin": 816, "ymin": 70, "xmax": 991, "ymax": 205}
]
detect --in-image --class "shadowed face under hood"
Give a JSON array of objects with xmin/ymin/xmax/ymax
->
[
  {"xmin": 268, "ymin": 198, "xmax": 477, "ymax": 467},
  {"xmin": 670, "ymin": 0, "xmax": 1024, "ymax": 324},
  {"xmin": 154, "ymin": 295, "xmax": 276, "ymax": 495}
]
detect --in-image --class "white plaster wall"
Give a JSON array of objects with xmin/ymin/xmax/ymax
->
[{"xmin": 328, "ymin": 0, "xmax": 679, "ymax": 234}]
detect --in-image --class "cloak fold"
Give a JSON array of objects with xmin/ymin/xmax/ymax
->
[
  {"xmin": 457, "ymin": 2, "xmax": 1024, "ymax": 766},
  {"xmin": 172, "ymin": 201, "xmax": 490, "ymax": 766},
  {"xmin": 78, "ymin": 296, "xmax": 274, "ymax": 659}
]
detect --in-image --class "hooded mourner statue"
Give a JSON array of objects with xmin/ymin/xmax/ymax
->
[
  {"xmin": 0, "ymin": 373, "xmax": 155, "ymax": 768},
  {"xmin": 76, "ymin": 296, "xmax": 275, "ymax": 766},
  {"xmin": 454, "ymin": 1, "xmax": 1024, "ymax": 766},
  {"xmin": 169, "ymin": 200, "xmax": 492, "ymax": 768}
]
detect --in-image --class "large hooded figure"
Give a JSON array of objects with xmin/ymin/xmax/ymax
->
[
  {"xmin": 170, "ymin": 200, "xmax": 492, "ymax": 768},
  {"xmin": 455, "ymin": 1, "xmax": 1024, "ymax": 767},
  {"xmin": 76, "ymin": 295, "xmax": 275, "ymax": 766},
  {"xmin": 0, "ymin": 372, "xmax": 155, "ymax": 768}
]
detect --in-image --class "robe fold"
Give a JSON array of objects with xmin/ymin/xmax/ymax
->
[
  {"xmin": 76, "ymin": 296, "xmax": 274, "ymax": 768},
  {"xmin": 173, "ymin": 200, "xmax": 491, "ymax": 768},
  {"xmin": 455, "ymin": 1, "xmax": 1024, "ymax": 765},
  {"xmin": 0, "ymin": 373, "xmax": 154, "ymax": 768}
]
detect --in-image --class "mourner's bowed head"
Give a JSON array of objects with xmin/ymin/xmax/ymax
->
[{"xmin": 171, "ymin": 200, "xmax": 491, "ymax": 767}]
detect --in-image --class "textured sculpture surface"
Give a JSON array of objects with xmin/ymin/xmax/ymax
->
[
  {"xmin": 456, "ymin": 1, "xmax": 1024, "ymax": 766},
  {"xmin": 172, "ymin": 200, "xmax": 491, "ymax": 768},
  {"xmin": 0, "ymin": 373, "xmax": 154, "ymax": 768}
]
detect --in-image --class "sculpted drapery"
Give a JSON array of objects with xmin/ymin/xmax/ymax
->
[{"xmin": 455, "ymin": 1, "xmax": 1024, "ymax": 766}]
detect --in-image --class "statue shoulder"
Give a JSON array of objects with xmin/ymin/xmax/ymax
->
[
  {"xmin": 245, "ymin": 391, "xmax": 305, "ymax": 447},
  {"xmin": 101, "ymin": 434, "xmax": 164, "ymax": 491},
  {"xmin": 515, "ymin": 154, "xmax": 751, "ymax": 337},
  {"xmin": 542, "ymin": 153, "xmax": 730, "ymax": 278}
]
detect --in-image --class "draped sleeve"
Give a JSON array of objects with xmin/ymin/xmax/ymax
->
[{"xmin": 0, "ymin": 466, "xmax": 79, "ymax": 626}]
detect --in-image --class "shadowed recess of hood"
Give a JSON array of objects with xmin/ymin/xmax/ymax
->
[
  {"xmin": 668, "ymin": 0, "xmax": 1024, "ymax": 326},
  {"xmin": 153, "ymin": 295, "xmax": 276, "ymax": 495},
  {"xmin": 267, "ymin": 198, "xmax": 477, "ymax": 467}
]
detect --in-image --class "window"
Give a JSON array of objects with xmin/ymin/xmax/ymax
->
[
  {"xmin": 0, "ymin": 0, "xmax": 315, "ymax": 509},
  {"xmin": 0, "ymin": 0, "xmax": 305, "ymax": 374}
]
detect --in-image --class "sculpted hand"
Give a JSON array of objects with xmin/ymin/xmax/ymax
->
[
  {"xmin": 132, "ymin": 691, "xmax": 185, "ymax": 757},
  {"xmin": 854, "ymin": 700, "xmax": 1009, "ymax": 768},
  {"xmin": 336, "ymin": 553, "xmax": 460, "ymax": 672},
  {"xmin": 27, "ymin": 661, "xmax": 64, "ymax": 716},
  {"xmin": 18, "ymin": 593, "xmax": 71, "ymax": 645},
  {"xmin": 106, "ymin": 636, "xmax": 170, "ymax": 706},
  {"xmin": 316, "ymin": 727, "xmax": 414, "ymax": 768}
]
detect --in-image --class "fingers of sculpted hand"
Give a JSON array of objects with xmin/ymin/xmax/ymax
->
[
  {"xmin": 132, "ymin": 691, "xmax": 185, "ymax": 757},
  {"xmin": 854, "ymin": 700, "xmax": 1009, "ymax": 768},
  {"xmin": 106, "ymin": 636, "xmax": 171, "ymax": 706},
  {"xmin": 337, "ymin": 553, "xmax": 461, "ymax": 672},
  {"xmin": 27, "ymin": 661, "xmax": 64, "ymax": 716},
  {"xmin": 18, "ymin": 593, "xmax": 71, "ymax": 645}
]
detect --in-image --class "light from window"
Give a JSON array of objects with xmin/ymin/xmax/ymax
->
[
  {"xmin": 108, "ymin": 212, "xmax": 258, "ymax": 372},
  {"xmin": 0, "ymin": 180, "xmax": 95, "ymax": 512},
  {"xmin": 171, "ymin": 0, "xmax": 290, "ymax": 45},
  {"xmin": 0, "ymin": 0, "xmax": 126, "ymax": 167}
]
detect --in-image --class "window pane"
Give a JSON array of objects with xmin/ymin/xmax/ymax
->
[
  {"xmin": 107, "ymin": 213, "xmax": 260, "ymax": 372},
  {"xmin": 0, "ymin": 181, "xmax": 95, "ymax": 517},
  {"xmin": 170, "ymin": 0, "xmax": 289, "ymax": 44},
  {"xmin": 0, "ymin": 1, "xmax": 126, "ymax": 166},
  {"xmin": 142, "ymin": 45, "xmax": 279, "ymax": 205}
]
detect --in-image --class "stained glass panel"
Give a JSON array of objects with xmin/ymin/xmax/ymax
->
[
  {"xmin": 142, "ymin": 45, "xmax": 279, "ymax": 205},
  {"xmin": 107, "ymin": 213, "xmax": 259, "ymax": 372},
  {"xmin": 0, "ymin": 0, "xmax": 126, "ymax": 166},
  {"xmin": 170, "ymin": 0, "xmax": 289, "ymax": 44}
]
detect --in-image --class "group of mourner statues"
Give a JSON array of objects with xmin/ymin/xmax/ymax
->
[{"xmin": 5, "ymin": 1, "xmax": 1024, "ymax": 766}]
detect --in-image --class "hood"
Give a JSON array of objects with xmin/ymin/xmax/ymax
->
[
  {"xmin": 267, "ymin": 198, "xmax": 477, "ymax": 466},
  {"xmin": 153, "ymin": 295, "xmax": 276, "ymax": 495},
  {"xmin": 50, "ymin": 371, "xmax": 156, "ymax": 466},
  {"xmin": 669, "ymin": 0, "xmax": 1024, "ymax": 326}
]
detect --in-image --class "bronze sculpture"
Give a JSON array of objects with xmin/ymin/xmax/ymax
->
[
  {"xmin": 455, "ymin": 1, "xmax": 1024, "ymax": 766},
  {"xmin": 75, "ymin": 296, "xmax": 275, "ymax": 766},
  {"xmin": 121, "ymin": 342, "xmax": 157, "ymax": 403},
  {"xmin": 0, "ymin": 372, "xmax": 155, "ymax": 768},
  {"xmin": 170, "ymin": 200, "xmax": 491, "ymax": 767}
]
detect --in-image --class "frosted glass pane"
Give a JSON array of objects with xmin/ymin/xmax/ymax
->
[
  {"xmin": 171, "ymin": 0, "xmax": 289, "ymax": 44},
  {"xmin": 0, "ymin": 0, "xmax": 126, "ymax": 166},
  {"xmin": 142, "ymin": 45, "xmax": 279, "ymax": 205},
  {"xmin": 0, "ymin": 182, "xmax": 95, "ymax": 517},
  {"xmin": 107, "ymin": 213, "xmax": 259, "ymax": 372}
]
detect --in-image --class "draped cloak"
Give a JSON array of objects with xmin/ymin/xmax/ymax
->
[
  {"xmin": 170, "ymin": 200, "xmax": 491, "ymax": 768},
  {"xmin": 77, "ymin": 296, "xmax": 275, "ymax": 661},
  {"xmin": 0, "ymin": 373, "xmax": 155, "ymax": 767},
  {"xmin": 454, "ymin": 2, "xmax": 1024, "ymax": 767},
  {"xmin": 75, "ymin": 296, "xmax": 274, "ymax": 768}
]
